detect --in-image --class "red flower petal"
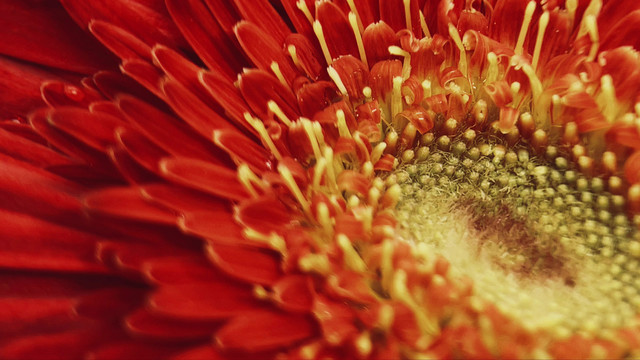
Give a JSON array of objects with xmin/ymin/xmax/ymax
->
[
  {"xmin": 0, "ymin": 156, "xmax": 84, "ymax": 223},
  {"xmin": 30, "ymin": 110, "xmax": 119, "ymax": 176},
  {"xmin": 141, "ymin": 183, "xmax": 227, "ymax": 214},
  {"xmin": 235, "ymin": 21, "xmax": 299, "ymax": 87},
  {"xmin": 149, "ymin": 282, "xmax": 261, "ymax": 320},
  {"xmin": 239, "ymin": 69, "xmax": 300, "ymax": 121},
  {"xmin": 61, "ymin": 0, "xmax": 185, "ymax": 49},
  {"xmin": 125, "ymin": 308, "xmax": 219, "ymax": 340},
  {"xmin": 118, "ymin": 95, "xmax": 224, "ymax": 163},
  {"xmin": 213, "ymin": 129, "xmax": 272, "ymax": 174},
  {"xmin": 143, "ymin": 256, "xmax": 221, "ymax": 285},
  {"xmin": 89, "ymin": 341, "xmax": 185, "ymax": 360},
  {"xmin": 120, "ymin": 59, "xmax": 165, "ymax": 98},
  {"xmin": 89, "ymin": 20, "xmax": 152, "ymax": 60},
  {"xmin": 0, "ymin": 127, "xmax": 72, "ymax": 168},
  {"xmin": 0, "ymin": 209, "xmax": 105, "ymax": 272},
  {"xmin": 199, "ymin": 71, "xmax": 255, "ymax": 134},
  {"xmin": 74, "ymin": 288, "xmax": 145, "ymax": 319},
  {"xmin": 0, "ymin": 0, "xmax": 117, "ymax": 74},
  {"xmin": 41, "ymin": 81, "xmax": 101, "ymax": 109},
  {"xmin": 215, "ymin": 310, "xmax": 315, "ymax": 351},
  {"xmin": 0, "ymin": 327, "xmax": 118, "ymax": 360},
  {"xmin": 205, "ymin": 243, "xmax": 282, "ymax": 286},
  {"xmin": 234, "ymin": 0, "xmax": 292, "ymax": 45},
  {"xmin": 272, "ymin": 275, "xmax": 315, "ymax": 312},
  {"xmin": 235, "ymin": 196, "xmax": 294, "ymax": 234},
  {"xmin": 316, "ymin": 1, "xmax": 359, "ymax": 61},
  {"xmin": 160, "ymin": 77, "xmax": 242, "ymax": 140},
  {"xmin": 85, "ymin": 187, "xmax": 177, "ymax": 225},
  {"xmin": 160, "ymin": 157, "xmax": 248, "ymax": 201},
  {"xmin": 379, "ymin": 0, "xmax": 421, "ymax": 36},
  {"xmin": 115, "ymin": 126, "xmax": 169, "ymax": 174},
  {"xmin": 166, "ymin": 0, "xmax": 243, "ymax": 80},
  {"xmin": 48, "ymin": 108, "xmax": 125, "ymax": 152}
]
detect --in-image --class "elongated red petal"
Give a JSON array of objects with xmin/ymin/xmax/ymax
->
[
  {"xmin": 118, "ymin": 95, "xmax": 223, "ymax": 163},
  {"xmin": 316, "ymin": 1, "xmax": 359, "ymax": 60},
  {"xmin": 84, "ymin": 187, "xmax": 178, "ymax": 225},
  {"xmin": 149, "ymin": 283, "xmax": 260, "ymax": 320},
  {"xmin": 141, "ymin": 183, "xmax": 227, "ymax": 214},
  {"xmin": 166, "ymin": 0, "xmax": 243, "ymax": 80},
  {"xmin": 205, "ymin": 243, "xmax": 282, "ymax": 285},
  {"xmin": 0, "ymin": 209, "xmax": 105, "ymax": 272},
  {"xmin": 235, "ymin": 21, "xmax": 299, "ymax": 87},
  {"xmin": 142, "ymin": 256, "xmax": 221, "ymax": 285},
  {"xmin": 125, "ymin": 308, "xmax": 219, "ymax": 340},
  {"xmin": 233, "ymin": 0, "xmax": 291, "ymax": 45},
  {"xmin": 89, "ymin": 20, "xmax": 153, "ymax": 60},
  {"xmin": 0, "ymin": 0, "xmax": 117, "ymax": 74},
  {"xmin": 213, "ymin": 130, "xmax": 271, "ymax": 173},
  {"xmin": 215, "ymin": 310, "xmax": 315, "ymax": 351},
  {"xmin": 160, "ymin": 157, "xmax": 248, "ymax": 201}
]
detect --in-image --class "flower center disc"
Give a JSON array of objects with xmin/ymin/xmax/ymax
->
[{"xmin": 394, "ymin": 134, "xmax": 640, "ymax": 335}]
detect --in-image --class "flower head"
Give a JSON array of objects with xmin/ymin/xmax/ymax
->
[{"xmin": 3, "ymin": 0, "xmax": 640, "ymax": 358}]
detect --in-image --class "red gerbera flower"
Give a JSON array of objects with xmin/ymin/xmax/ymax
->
[{"xmin": 3, "ymin": 0, "xmax": 640, "ymax": 358}]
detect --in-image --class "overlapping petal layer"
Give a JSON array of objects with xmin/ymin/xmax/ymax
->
[{"xmin": 3, "ymin": 0, "xmax": 640, "ymax": 359}]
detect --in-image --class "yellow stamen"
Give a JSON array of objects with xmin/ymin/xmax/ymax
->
[
  {"xmin": 337, "ymin": 234, "xmax": 367, "ymax": 272},
  {"xmin": 403, "ymin": 0, "xmax": 412, "ymax": 33},
  {"xmin": 448, "ymin": 23, "xmax": 468, "ymax": 77},
  {"xmin": 336, "ymin": 109, "xmax": 353, "ymax": 139},
  {"xmin": 362, "ymin": 160, "xmax": 374, "ymax": 178},
  {"xmin": 598, "ymin": 74, "xmax": 617, "ymax": 122},
  {"xmin": 515, "ymin": 1, "xmax": 536, "ymax": 56},
  {"xmin": 520, "ymin": 63, "xmax": 545, "ymax": 125},
  {"xmin": 421, "ymin": 79, "xmax": 432, "ymax": 98},
  {"xmin": 301, "ymin": 118, "xmax": 323, "ymax": 160},
  {"xmin": 244, "ymin": 113, "xmax": 282, "ymax": 160},
  {"xmin": 510, "ymin": 81, "xmax": 521, "ymax": 99},
  {"xmin": 383, "ymin": 183, "xmax": 402, "ymax": 208},
  {"xmin": 299, "ymin": 253, "xmax": 331, "ymax": 274},
  {"xmin": 532, "ymin": 11, "xmax": 549, "ymax": 71},
  {"xmin": 348, "ymin": 194, "xmax": 360, "ymax": 208},
  {"xmin": 313, "ymin": 20, "xmax": 333, "ymax": 65},
  {"xmin": 371, "ymin": 142, "xmax": 387, "ymax": 164},
  {"xmin": 313, "ymin": 157, "xmax": 327, "ymax": 190},
  {"xmin": 270, "ymin": 61, "xmax": 288, "ymax": 88},
  {"xmin": 237, "ymin": 163, "xmax": 261, "ymax": 197},
  {"xmin": 312, "ymin": 121, "xmax": 325, "ymax": 147},
  {"xmin": 244, "ymin": 229, "xmax": 287, "ymax": 253},
  {"xmin": 267, "ymin": 100, "xmax": 292, "ymax": 127},
  {"xmin": 566, "ymin": 0, "xmax": 578, "ymax": 27},
  {"xmin": 324, "ymin": 147, "xmax": 338, "ymax": 191},
  {"xmin": 355, "ymin": 332, "xmax": 372, "ymax": 357},
  {"xmin": 419, "ymin": 10, "xmax": 431, "ymax": 38},
  {"xmin": 278, "ymin": 163, "xmax": 311, "ymax": 214},
  {"xmin": 585, "ymin": 15, "xmax": 600, "ymax": 62},
  {"xmin": 327, "ymin": 66, "xmax": 349, "ymax": 96},
  {"xmin": 485, "ymin": 52, "xmax": 499, "ymax": 84},
  {"xmin": 389, "ymin": 46, "xmax": 411, "ymax": 80},
  {"xmin": 391, "ymin": 269, "xmax": 438, "ymax": 340},
  {"xmin": 348, "ymin": 12, "xmax": 369, "ymax": 68},
  {"xmin": 363, "ymin": 86, "xmax": 372, "ymax": 101},
  {"xmin": 368, "ymin": 186, "xmax": 381, "ymax": 206},
  {"xmin": 578, "ymin": 0, "xmax": 603, "ymax": 38},
  {"xmin": 253, "ymin": 284, "xmax": 269, "ymax": 299},
  {"xmin": 296, "ymin": 0, "xmax": 314, "ymax": 25},
  {"xmin": 391, "ymin": 76, "xmax": 404, "ymax": 121},
  {"xmin": 317, "ymin": 202, "xmax": 333, "ymax": 235},
  {"xmin": 346, "ymin": 0, "xmax": 364, "ymax": 34},
  {"xmin": 287, "ymin": 44, "xmax": 304, "ymax": 73}
]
